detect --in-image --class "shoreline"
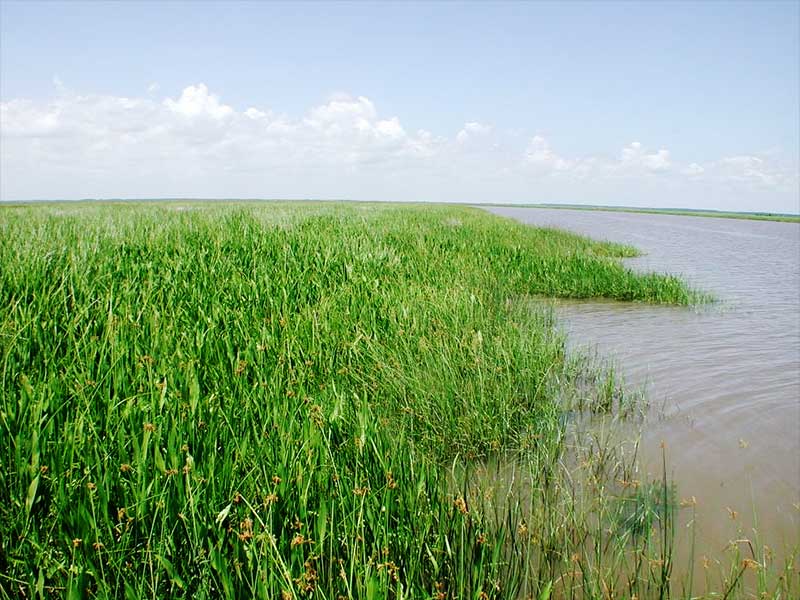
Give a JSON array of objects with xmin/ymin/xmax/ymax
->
[
  {"xmin": 2, "ymin": 198, "xmax": 798, "ymax": 223},
  {"xmin": 472, "ymin": 202, "xmax": 800, "ymax": 223},
  {"xmin": 0, "ymin": 202, "xmax": 793, "ymax": 598}
]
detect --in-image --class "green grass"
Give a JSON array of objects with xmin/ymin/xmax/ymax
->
[
  {"xmin": 477, "ymin": 202, "xmax": 800, "ymax": 223},
  {"xmin": 0, "ymin": 201, "xmax": 791, "ymax": 599}
]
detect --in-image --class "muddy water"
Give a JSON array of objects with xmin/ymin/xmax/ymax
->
[{"xmin": 486, "ymin": 207, "xmax": 800, "ymax": 561}]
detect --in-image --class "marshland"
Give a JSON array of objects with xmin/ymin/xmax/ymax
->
[{"xmin": 1, "ymin": 201, "xmax": 796, "ymax": 599}]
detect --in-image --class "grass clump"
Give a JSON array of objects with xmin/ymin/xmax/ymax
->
[{"xmin": 2, "ymin": 201, "xmax": 774, "ymax": 599}]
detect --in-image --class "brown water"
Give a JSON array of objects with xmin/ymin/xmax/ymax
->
[{"xmin": 486, "ymin": 207, "xmax": 800, "ymax": 564}]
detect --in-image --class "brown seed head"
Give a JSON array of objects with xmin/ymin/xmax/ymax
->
[
  {"xmin": 238, "ymin": 518, "xmax": 254, "ymax": 542},
  {"xmin": 743, "ymin": 558, "xmax": 761, "ymax": 570},
  {"xmin": 454, "ymin": 496, "xmax": 468, "ymax": 515}
]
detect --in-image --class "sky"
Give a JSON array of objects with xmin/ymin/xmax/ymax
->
[{"xmin": 1, "ymin": 1, "xmax": 798, "ymax": 212}]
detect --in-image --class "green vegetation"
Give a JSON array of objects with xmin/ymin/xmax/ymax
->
[
  {"xmin": 478, "ymin": 202, "xmax": 800, "ymax": 223},
  {"xmin": 0, "ymin": 202, "xmax": 791, "ymax": 599}
]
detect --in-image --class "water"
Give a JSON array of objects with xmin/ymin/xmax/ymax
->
[{"xmin": 485, "ymin": 207, "xmax": 800, "ymax": 561}]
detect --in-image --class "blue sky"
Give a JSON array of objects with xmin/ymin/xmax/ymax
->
[{"xmin": 1, "ymin": 1, "xmax": 798, "ymax": 212}]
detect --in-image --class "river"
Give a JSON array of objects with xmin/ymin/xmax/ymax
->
[{"xmin": 485, "ymin": 206, "xmax": 800, "ymax": 569}]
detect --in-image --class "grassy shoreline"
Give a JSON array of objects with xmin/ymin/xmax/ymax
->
[
  {"xmin": 474, "ymin": 202, "xmax": 800, "ymax": 223},
  {"xmin": 1, "ymin": 202, "xmax": 791, "ymax": 598}
]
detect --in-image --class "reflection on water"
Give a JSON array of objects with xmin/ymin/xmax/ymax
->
[{"xmin": 485, "ymin": 207, "xmax": 800, "ymax": 560}]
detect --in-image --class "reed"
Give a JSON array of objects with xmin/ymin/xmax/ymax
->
[{"xmin": 0, "ymin": 202, "xmax": 789, "ymax": 599}]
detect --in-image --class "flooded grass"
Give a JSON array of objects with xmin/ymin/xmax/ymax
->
[{"xmin": 0, "ymin": 201, "xmax": 790, "ymax": 598}]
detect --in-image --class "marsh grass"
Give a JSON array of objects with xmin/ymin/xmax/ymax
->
[{"xmin": 0, "ymin": 202, "xmax": 790, "ymax": 598}]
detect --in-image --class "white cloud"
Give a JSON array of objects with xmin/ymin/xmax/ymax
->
[
  {"xmin": 1, "ymin": 82, "xmax": 797, "ymax": 212},
  {"xmin": 0, "ymin": 99, "xmax": 61, "ymax": 137},
  {"xmin": 683, "ymin": 163, "xmax": 705, "ymax": 177},
  {"xmin": 707, "ymin": 155, "xmax": 789, "ymax": 187},
  {"xmin": 456, "ymin": 121, "xmax": 492, "ymax": 143},
  {"xmin": 163, "ymin": 83, "xmax": 234, "ymax": 119},
  {"xmin": 307, "ymin": 95, "xmax": 376, "ymax": 128},
  {"xmin": 0, "ymin": 83, "xmax": 443, "ymax": 198},
  {"xmin": 518, "ymin": 136, "xmax": 796, "ymax": 202},
  {"xmin": 524, "ymin": 135, "xmax": 572, "ymax": 172},
  {"xmin": 523, "ymin": 138, "xmax": 673, "ymax": 178},
  {"xmin": 244, "ymin": 107, "xmax": 269, "ymax": 120},
  {"xmin": 619, "ymin": 141, "xmax": 671, "ymax": 172}
]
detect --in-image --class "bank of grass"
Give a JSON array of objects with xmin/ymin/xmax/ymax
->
[
  {"xmin": 476, "ymin": 203, "xmax": 800, "ymax": 223},
  {"xmin": 0, "ymin": 202, "xmax": 789, "ymax": 599}
]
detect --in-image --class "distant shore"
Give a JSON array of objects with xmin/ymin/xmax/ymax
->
[
  {"xmin": 3, "ymin": 198, "xmax": 798, "ymax": 223},
  {"xmin": 473, "ymin": 202, "xmax": 800, "ymax": 223}
]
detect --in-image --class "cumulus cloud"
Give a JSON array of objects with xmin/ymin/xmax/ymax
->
[
  {"xmin": 524, "ymin": 135, "xmax": 572, "ymax": 172},
  {"xmin": 714, "ymin": 156, "xmax": 774, "ymax": 185},
  {"xmin": 683, "ymin": 163, "xmax": 705, "ymax": 177},
  {"xmin": 1, "ymin": 99, "xmax": 61, "ymax": 137},
  {"xmin": 306, "ymin": 94, "xmax": 376, "ymax": 128},
  {"xmin": 517, "ymin": 136, "xmax": 796, "ymax": 201},
  {"xmin": 1, "ymin": 85, "xmax": 438, "ymax": 173},
  {"xmin": 0, "ymin": 82, "xmax": 796, "ymax": 210},
  {"xmin": 456, "ymin": 121, "xmax": 492, "ymax": 143},
  {"xmin": 699, "ymin": 155, "xmax": 800, "ymax": 190},
  {"xmin": 164, "ymin": 83, "xmax": 234, "ymax": 119},
  {"xmin": 619, "ymin": 141, "xmax": 671, "ymax": 172},
  {"xmin": 523, "ymin": 138, "xmax": 673, "ymax": 178},
  {"xmin": 244, "ymin": 107, "xmax": 269, "ymax": 120}
]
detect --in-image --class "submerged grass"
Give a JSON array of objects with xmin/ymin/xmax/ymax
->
[{"xmin": 0, "ymin": 201, "xmax": 789, "ymax": 599}]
